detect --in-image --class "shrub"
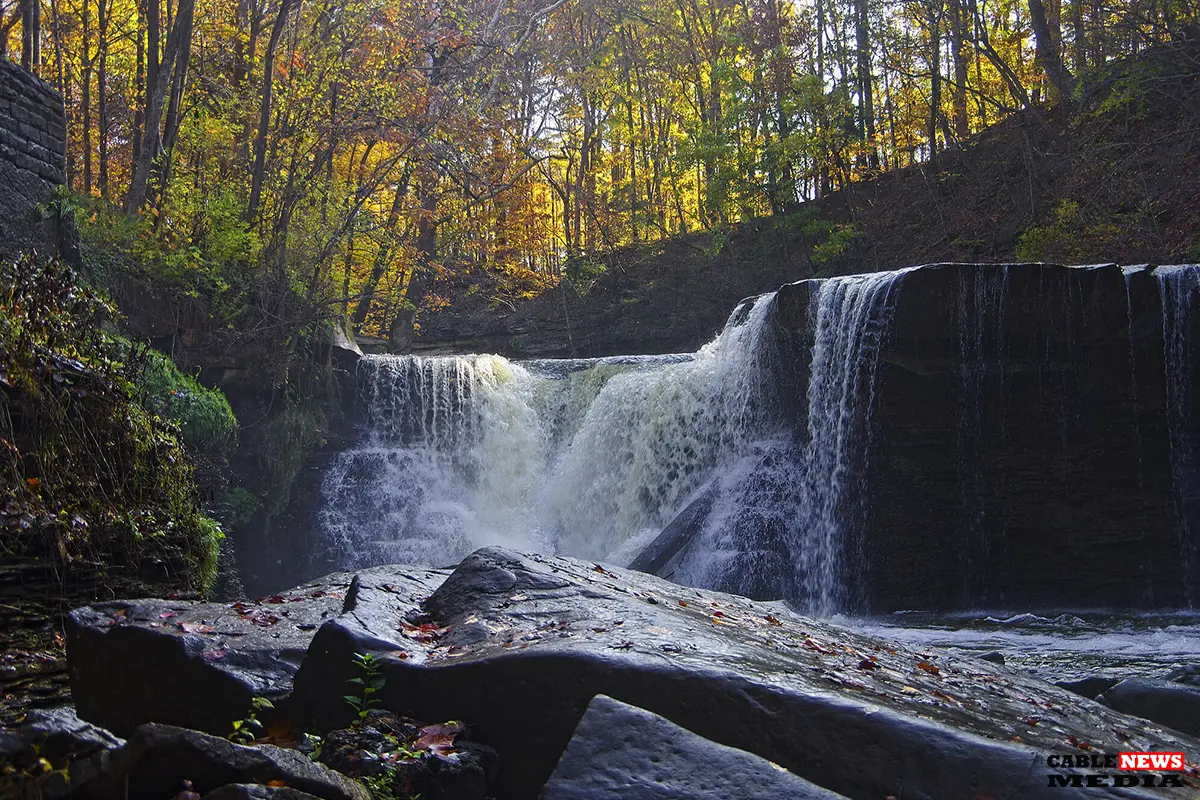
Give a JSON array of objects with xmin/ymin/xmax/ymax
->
[{"xmin": 0, "ymin": 254, "xmax": 222, "ymax": 593}]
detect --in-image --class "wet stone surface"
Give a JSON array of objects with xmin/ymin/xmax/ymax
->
[
  {"xmin": 65, "ymin": 568, "xmax": 447, "ymax": 736},
  {"xmin": 290, "ymin": 548, "xmax": 1200, "ymax": 799}
]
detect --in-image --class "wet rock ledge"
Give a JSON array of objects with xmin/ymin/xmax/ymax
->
[{"xmin": 6, "ymin": 548, "xmax": 1199, "ymax": 798}]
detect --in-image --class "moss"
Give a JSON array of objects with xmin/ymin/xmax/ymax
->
[
  {"xmin": 130, "ymin": 342, "xmax": 239, "ymax": 451},
  {"xmin": 0, "ymin": 254, "xmax": 222, "ymax": 594}
]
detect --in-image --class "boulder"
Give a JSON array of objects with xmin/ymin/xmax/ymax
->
[
  {"xmin": 1096, "ymin": 678, "xmax": 1200, "ymax": 737},
  {"xmin": 540, "ymin": 695, "xmax": 848, "ymax": 799},
  {"xmin": 289, "ymin": 548, "xmax": 1198, "ymax": 799},
  {"xmin": 0, "ymin": 707, "xmax": 125, "ymax": 798},
  {"xmin": 317, "ymin": 710, "xmax": 497, "ymax": 800},
  {"xmin": 65, "ymin": 567, "xmax": 446, "ymax": 736},
  {"xmin": 978, "ymin": 651, "xmax": 1006, "ymax": 665},
  {"xmin": 628, "ymin": 480, "xmax": 717, "ymax": 575},
  {"xmin": 204, "ymin": 785, "xmax": 324, "ymax": 800},
  {"xmin": 1056, "ymin": 676, "xmax": 1123, "ymax": 700},
  {"xmin": 1164, "ymin": 665, "xmax": 1200, "ymax": 686},
  {"xmin": 17, "ymin": 706, "xmax": 124, "ymax": 761},
  {"xmin": 77, "ymin": 723, "xmax": 370, "ymax": 800}
]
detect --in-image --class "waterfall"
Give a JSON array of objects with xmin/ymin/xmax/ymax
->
[
  {"xmin": 318, "ymin": 293, "xmax": 781, "ymax": 572},
  {"xmin": 1156, "ymin": 265, "xmax": 1200, "ymax": 603},
  {"xmin": 318, "ymin": 269, "xmax": 910, "ymax": 614},
  {"xmin": 672, "ymin": 269, "xmax": 911, "ymax": 613}
]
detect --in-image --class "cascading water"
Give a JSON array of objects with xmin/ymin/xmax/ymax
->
[
  {"xmin": 318, "ymin": 292, "xmax": 781, "ymax": 573},
  {"xmin": 671, "ymin": 269, "xmax": 911, "ymax": 613},
  {"xmin": 318, "ymin": 269, "xmax": 910, "ymax": 614},
  {"xmin": 1156, "ymin": 265, "xmax": 1200, "ymax": 603}
]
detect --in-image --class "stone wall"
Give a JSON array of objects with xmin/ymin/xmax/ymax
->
[{"xmin": 0, "ymin": 59, "xmax": 70, "ymax": 260}]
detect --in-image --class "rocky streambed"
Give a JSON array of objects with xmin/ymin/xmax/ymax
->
[{"xmin": 3, "ymin": 547, "xmax": 1200, "ymax": 799}]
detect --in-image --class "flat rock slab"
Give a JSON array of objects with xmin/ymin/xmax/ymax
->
[
  {"xmin": 290, "ymin": 548, "xmax": 1200, "ymax": 799},
  {"xmin": 78, "ymin": 723, "xmax": 369, "ymax": 800},
  {"xmin": 540, "ymin": 695, "xmax": 848, "ymax": 799},
  {"xmin": 66, "ymin": 567, "xmax": 447, "ymax": 736}
]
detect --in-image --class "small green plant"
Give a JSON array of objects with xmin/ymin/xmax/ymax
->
[
  {"xmin": 228, "ymin": 696, "xmax": 274, "ymax": 744},
  {"xmin": 224, "ymin": 487, "xmax": 261, "ymax": 527},
  {"xmin": 345, "ymin": 652, "xmax": 385, "ymax": 722},
  {"xmin": 302, "ymin": 732, "xmax": 324, "ymax": 762},
  {"xmin": 0, "ymin": 741, "xmax": 71, "ymax": 797},
  {"xmin": 362, "ymin": 773, "xmax": 422, "ymax": 800}
]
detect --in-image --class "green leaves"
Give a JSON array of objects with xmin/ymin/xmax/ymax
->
[{"xmin": 346, "ymin": 652, "xmax": 386, "ymax": 722}]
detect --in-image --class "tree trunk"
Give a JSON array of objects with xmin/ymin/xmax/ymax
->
[
  {"xmin": 81, "ymin": 0, "xmax": 93, "ymax": 195},
  {"xmin": 928, "ymin": 0, "xmax": 942, "ymax": 162},
  {"xmin": 855, "ymin": 0, "xmax": 876, "ymax": 168},
  {"xmin": 21, "ymin": 0, "xmax": 40, "ymax": 73},
  {"xmin": 949, "ymin": 0, "xmax": 970, "ymax": 141},
  {"xmin": 245, "ymin": 0, "xmax": 300, "ymax": 224},
  {"xmin": 388, "ymin": 172, "xmax": 438, "ymax": 351},
  {"xmin": 97, "ymin": 0, "xmax": 110, "ymax": 199},
  {"xmin": 352, "ymin": 166, "xmax": 412, "ymax": 332},
  {"xmin": 126, "ymin": 0, "xmax": 196, "ymax": 212},
  {"xmin": 1028, "ymin": 0, "xmax": 1075, "ymax": 103}
]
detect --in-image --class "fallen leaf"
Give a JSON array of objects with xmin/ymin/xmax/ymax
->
[
  {"xmin": 857, "ymin": 658, "xmax": 879, "ymax": 670},
  {"xmin": 803, "ymin": 638, "xmax": 837, "ymax": 655},
  {"xmin": 764, "ymin": 614, "xmax": 783, "ymax": 626},
  {"xmin": 201, "ymin": 649, "xmax": 227, "ymax": 661},
  {"xmin": 158, "ymin": 611, "xmax": 178, "ymax": 620},
  {"xmin": 180, "ymin": 621, "xmax": 216, "ymax": 634},
  {"xmin": 678, "ymin": 600, "xmax": 689, "ymax": 607},
  {"xmin": 400, "ymin": 620, "xmax": 448, "ymax": 643},
  {"xmin": 267, "ymin": 780, "xmax": 287, "ymax": 787},
  {"xmin": 916, "ymin": 660, "xmax": 940, "ymax": 676}
]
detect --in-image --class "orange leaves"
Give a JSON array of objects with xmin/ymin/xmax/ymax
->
[
  {"xmin": 400, "ymin": 620, "xmax": 448, "ymax": 644},
  {"xmin": 916, "ymin": 660, "xmax": 941, "ymax": 676}
]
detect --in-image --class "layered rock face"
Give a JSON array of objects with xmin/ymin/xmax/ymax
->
[{"xmin": 774, "ymin": 263, "xmax": 1194, "ymax": 610}]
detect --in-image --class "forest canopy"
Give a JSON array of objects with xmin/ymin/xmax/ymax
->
[{"xmin": 3, "ymin": 0, "xmax": 1196, "ymax": 345}]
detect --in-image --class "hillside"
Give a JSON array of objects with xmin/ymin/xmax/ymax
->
[{"xmin": 416, "ymin": 41, "xmax": 1200, "ymax": 358}]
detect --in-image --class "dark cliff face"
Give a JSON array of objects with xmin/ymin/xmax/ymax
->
[{"xmin": 778, "ymin": 263, "xmax": 1195, "ymax": 612}]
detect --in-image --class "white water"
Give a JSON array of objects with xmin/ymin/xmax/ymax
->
[
  {"xmin": 319, "ymin": 292, "xmax": 782, "ymax": 572},
  {"xmin": 672, "ymin": 269, "xmax": 911, "ymax": 612},
  {"xmin": 318, "ymin": 270, "xmax": 912, "ymax": 612},
  {"xmin": 848, "ymin": 611, "xmax": 1200, "ymax": 684}
]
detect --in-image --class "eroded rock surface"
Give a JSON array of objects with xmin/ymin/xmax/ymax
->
[
  {"xmin": 66, "ymin": 567, "xmax": 447, "ymax": 736},
  {"xmin": 76, "ymin": 724, "xmax": 370, "ymax": 800},
  {"xmin": 288, "ymin": 548, "xmax": 1200, "ymax": 799},
  {"xmin": 540, "ymin": 695, "xmax": 848, "ymax": 799}
]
